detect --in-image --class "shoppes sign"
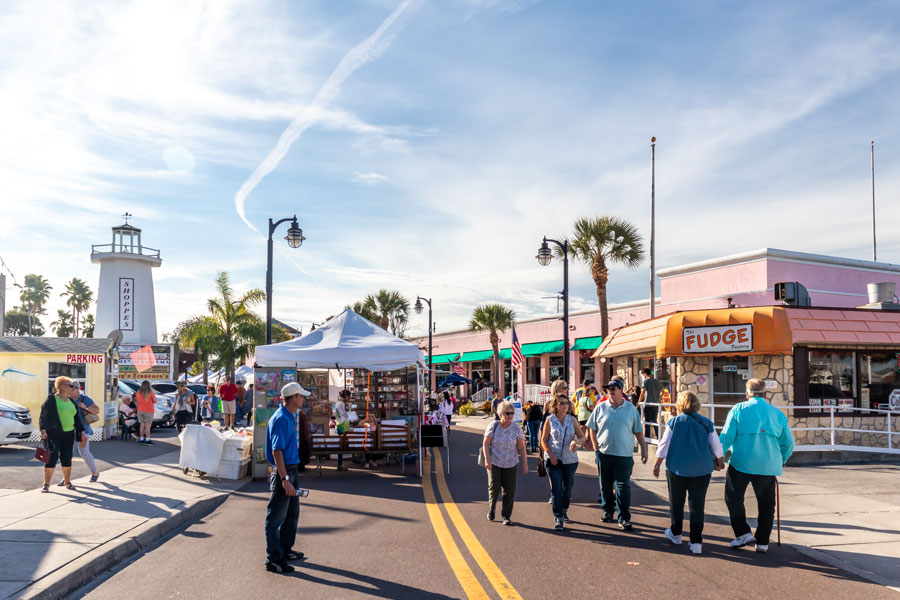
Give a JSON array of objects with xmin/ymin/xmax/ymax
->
[{"xmin": 683, "ymin": 324, "xmax": 753, "ymax": 354}]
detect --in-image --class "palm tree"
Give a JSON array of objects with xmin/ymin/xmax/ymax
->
[
  {"xmin": 19, "ymin": 274, "xmax": 52, "ymax": 335},
  {"xmin": 174, "ymin": 272, "xmax": 266, "ymax": 381},
  {"xmin": 50, "ymin": 310, "xmax": 74, "ymax": 337},
  {"xmin": 363, "ymin": 289, "xmax": 410, "ymax": 337},
  {"xmin": 564, "ymin": 216, "xmax": 644, "ymax": 339},
  {"xmin": 61, "ymin": 278, "xmax": 93, "ymax": 337},
  {"xmin": 82, "ymin": 314, "xmax": 96, "ymax": 338},
  {"xmin": 348, "ymin": 299, "xmax": 379, "ymax": 323},
  {"xmin": 468, "ymin": 304, "xmax": 515, "ymax": 391}
]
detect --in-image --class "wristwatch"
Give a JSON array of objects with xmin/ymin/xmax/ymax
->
[{"xmin": 281, "ymin": 474, "xmax": 289, "ymax": 482}]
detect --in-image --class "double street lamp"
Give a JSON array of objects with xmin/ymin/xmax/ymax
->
[
  {"xmin": 266, "ymin": 215, "xmax": 305, "ymax": 345},
  {"xmin": 414, "ymin": 296, "xmax": 433, "ymax": 392},
  {"xmin": 536, "ymin": 236, "xmax": 570, "ymax": 384}
]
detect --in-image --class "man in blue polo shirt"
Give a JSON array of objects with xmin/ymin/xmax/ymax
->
[
  {"xmin": 264, "ymin": 381, "xmax": 311, "ymax": 574},
  {"xmin": 720, "ymin": 378, "xmax": 794, "ymax": 553},
  {"xmin": 587, "ymin": 379, "xmax": 648, "ymax": 531}
]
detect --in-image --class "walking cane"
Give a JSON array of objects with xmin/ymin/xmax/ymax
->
[{"xmin": 776, "ymin": 479, "xmax": 781, "ymax": 547}]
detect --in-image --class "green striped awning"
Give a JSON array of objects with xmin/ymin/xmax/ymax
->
[
  {"xmin": 571, "ymin": 336, "xmax": 603, "ymax": 351},
  {"xmin": 459, "ymin": 350, "xmax": 494, "ymax": 362},
  {"xmin": 498, "ymin": 348, "xmax": 511, "ymax": 359},
  {"xmin": 521, "ymin": 340, "xmax": 564, "ymax": 356},
  {"xmin": 427, "ymin": 353, "xmax": 459, "ymax": 365}
]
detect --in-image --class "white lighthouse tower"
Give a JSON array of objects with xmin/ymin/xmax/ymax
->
[{"xmin": 91, "ymin": 216, "xmax": 162, "ymax": 344}]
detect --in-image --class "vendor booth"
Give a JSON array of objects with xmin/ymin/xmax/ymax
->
[{"xmin": 252, "ymin": 309, "xmax": 427, "ymax": 477}]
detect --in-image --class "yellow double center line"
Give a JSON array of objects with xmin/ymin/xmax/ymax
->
[{"xmin": 421, "ymin": 451, "xmax": 523, "ymax": 600}]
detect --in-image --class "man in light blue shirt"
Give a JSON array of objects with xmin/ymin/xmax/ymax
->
[
  {"xmin": 719, "ymin": 378, "xmax": 794, "ymax": 553},
  {"xmin": 587, "ymin": 379, "xmax": 648, "ymax": 530}
]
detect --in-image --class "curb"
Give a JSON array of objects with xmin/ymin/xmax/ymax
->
[{"xmin": 17, "ymin": 490, "xmax": 234, "ymax": 600}]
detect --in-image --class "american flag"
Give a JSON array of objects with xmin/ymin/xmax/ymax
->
[
  {"xmin": 511, "ymin": 326, "xmax": 523, "ymax": 372},
  {"xmin": 451, "ymin": 360, "xmax": 467, "ymax": 377}
]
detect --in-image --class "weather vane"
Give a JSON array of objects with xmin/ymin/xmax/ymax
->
[{"xmin": 123, "ymin": 212, "xmax": 132, "ymax": 225}]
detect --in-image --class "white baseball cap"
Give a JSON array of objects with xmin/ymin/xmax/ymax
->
[{"xmin": 281, "ymin": 382, "xmax": 311, "ymax": 398}]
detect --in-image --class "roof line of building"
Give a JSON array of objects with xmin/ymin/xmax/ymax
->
[{"xmin": 656, "ymin": 247, "xmax": 900, "ymax": 277}]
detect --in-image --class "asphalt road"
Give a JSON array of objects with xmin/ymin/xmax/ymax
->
[
  {"xmin": 0, "ymin": 427, "xmax": 181, "ymax": 490},
  {"xmin": 72, "ymin": 428, "xmax": 896, "ymax": 599}
]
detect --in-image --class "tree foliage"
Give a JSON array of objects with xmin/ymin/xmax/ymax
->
[
  {"xmin": 4, "ymin": 307, "xmax": 41, "ymax": 336},
  {"xmin": 61, "ymin": 277, "xmax": 93, "ymax": 337},
  {"xmin": 562, "ymin": 216, "xmax": 644, "ymax": 339},
  {"xmin": 51, "ymin": 309, "xmax": 75, "ymax": 337},
  {"xmin": 19, "ymin": 274, "xmax": 52, "ymax": 335},
  {"xmin": 469, "ymin": 304, "xmax": 515, "ymax": 390},
  {"xmin": 172, "ymin": 272, "xmax": 266, "ymax": 382}
]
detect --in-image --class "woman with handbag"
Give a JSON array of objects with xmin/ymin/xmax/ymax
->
[
  {"xmin": 651, "ymin": 391, "xmax": 725, "ymax": 555},
  {"xmin": 541, "ymin": 385, "xmax": 587, "ymax": 531},
  {"xmin": 482, "ymin": 400, "xmax": 528, "ymax": 526},
  {"xmin": 38, "ymin": 376, "xmax": 86, "ymax": 492}
]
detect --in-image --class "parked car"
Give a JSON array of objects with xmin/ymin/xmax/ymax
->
[
  {"xmin": 0, "ymin": 397, "xmax": 33, "ymax": 445},
  {"xmin": 118, "ymin": 380, "xmax": 174, "ymax": 428}
]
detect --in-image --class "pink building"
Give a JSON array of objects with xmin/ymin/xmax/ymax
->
[{"xmin": 419, "ymin": 248, "xmax": 900, "ymax": 400}]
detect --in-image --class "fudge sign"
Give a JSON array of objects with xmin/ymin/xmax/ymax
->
[{"xmin": 683, "ymin": 324, "xmax": 753, "ymax": 354}]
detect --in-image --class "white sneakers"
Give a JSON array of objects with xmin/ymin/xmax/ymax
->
[
  {"xmin": 756, "ymin": 544, "xmax": 769, "ymax": 553},
  {"xmin": 690, "ymin": 543, "xmax": 702, "ymax": 555},
  {"xmin": 664, "ymin": 528, "xmax": 682, "ymax": 545},
  {"xmin": 730, "ymin": 532, "xmax": 756, "ymax": 548}
]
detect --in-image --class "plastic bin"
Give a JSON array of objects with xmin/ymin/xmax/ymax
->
[
  {"xmin": 217, "ymin": 457, "xmax": 250, "ymax": 479},
  {"xmin": 221, "ymin": 436, "xmax": 251, "ymax": 461}
]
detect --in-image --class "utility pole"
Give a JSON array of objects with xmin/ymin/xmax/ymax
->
[
  {"xmin": 871, "ymin": 140, "xmax": 877, "ymax": 262},
  {"xmin": 0, "ymin": 273, "xmax": 5, "ymax": 336},
  {"xmin": 650, "ymin": 137, "xmax": 657, "ymax": 318}
]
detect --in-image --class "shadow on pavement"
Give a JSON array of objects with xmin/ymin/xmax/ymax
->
[{"xmin": 287, "ymin": 562, "xmax": 460, "ymax": 600}]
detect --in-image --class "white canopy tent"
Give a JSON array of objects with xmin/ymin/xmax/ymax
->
[
  {"xmin": 254, "ymin": 309, "xmax": 426, "ymax": 475},
  {"xmin": 255, "ymin": 309, "xmax": 425, "ymax": 370}
]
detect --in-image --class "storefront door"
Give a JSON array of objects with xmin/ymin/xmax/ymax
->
[{"xmin": 712, "ymin": 356, "xmax": 749, "ymax": 427}]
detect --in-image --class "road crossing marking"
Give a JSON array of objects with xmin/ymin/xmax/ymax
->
[
  {"xmin": 433, "ymin": 450, "xmax": 524, "ymax": 600},
  {"xmin": 421, "ymin": 455, "xmax": 490, "ymax": 600}
]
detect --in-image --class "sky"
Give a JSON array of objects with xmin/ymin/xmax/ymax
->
[{"xmin": 2, "ymin": 0, "xmax": 900, "ymax": 342}]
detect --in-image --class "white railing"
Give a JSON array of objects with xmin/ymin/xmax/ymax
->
[
  {"xmin": 525, "ymin": 384, "xmax": 551, "ymax": 405},
  {"xmin": 639, "ymin": 401, "xmax": 900, "ymax": 455},
  {"xmin": 470, "ymin": 387, "xmax": 493, "ymax": 407}
]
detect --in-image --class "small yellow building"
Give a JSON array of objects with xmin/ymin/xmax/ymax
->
[{"xmin": 0, "ymin": 337, "xmax": 115, "ymax": 440}]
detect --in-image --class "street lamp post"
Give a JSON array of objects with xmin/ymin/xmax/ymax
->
[
  {"xmin": 536, "ymin": 237, "xmax": 569, "ymax": 385},
  {"xmin": 266, "ymin": 215, "xmax": 305, "ymax": 345},
  {"xmin": 414, "ymin": 296, "xmax": 433, "ymax": 393}
]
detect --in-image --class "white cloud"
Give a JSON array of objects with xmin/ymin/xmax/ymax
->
[{"xmin": 352, "ymin": 171, "xmax": 392, "ymax": 185}]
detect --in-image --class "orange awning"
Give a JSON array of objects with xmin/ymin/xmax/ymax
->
[
  {"xmin": 656, "ymin": 306, "xmax": 793, "ymax": 358},
  {"xmin": 592, "ymin": 315, "xmax": 670, "ymax": 359}
]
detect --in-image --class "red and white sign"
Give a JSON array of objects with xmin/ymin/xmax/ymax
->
[
  {"xmin": 683, "ymin": 324, "xmax": 753, "ymax": 354},
  {"xmin": 66, "ymin": 354, "xmax": 104, "ymax": 364}
]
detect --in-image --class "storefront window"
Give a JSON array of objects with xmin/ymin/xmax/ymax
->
[
  {"xmin": 549, "ymin": 355, "xmax": 563, "ymax": 383},
  {"xmin": 858, "ymin": 352, "xmax": 899, "ymax": 410},
  {"xmin": 580, "ymin": 353, "xmax": 595, "ymax": 383},
  {"xmin": 808, "ymin": 350, "xmax": 856, "ymax": 413},
  {"xmin": 47, "ymin": 363, "xmax": 87, "ymax": 396}
]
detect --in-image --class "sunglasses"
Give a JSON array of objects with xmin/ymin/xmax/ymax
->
[
  {"xmin": 502, "ymin": 412, "xmax": 514, "ymax": 415},
  {"xmin": 557, "ymin": 400, "xmax": 570, "ymax": 405}
]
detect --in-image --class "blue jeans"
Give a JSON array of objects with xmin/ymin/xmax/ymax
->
[
  {"xmin": 265, "ymin": 465, "xmax": 300, "ymax": 563},
  {"xmin": 548, "ymin": 461, "xmax": 578, "ymax": 518},
  {"xmin": 526, "ymin": 421, "xmax": 541, "ymax": 452},
  {"xmin": 235, "ymin": 401, "xmax": 244, "ymax": 423},
  {"xmin": 597, "ymin": 452, "xmax": 634, "ymax": 522}
]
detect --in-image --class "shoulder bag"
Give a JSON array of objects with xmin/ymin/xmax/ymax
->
[{"xmin": 35, "ymin": 438, "xmax": 53, "ymax": 464}]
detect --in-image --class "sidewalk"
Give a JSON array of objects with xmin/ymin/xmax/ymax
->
[
  {"xmin": 0, "ymin": 450, "xmax": 247, "ymax": 600},
  {"xmin": 454, "ymin": 414, "xmax": 900, "ymax": 591}
]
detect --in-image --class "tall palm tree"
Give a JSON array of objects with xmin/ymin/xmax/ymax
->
[
  {"xmin": 61, "ymin": 277, "xmax": 93, "ymax": 337},
  {"xmin": 564, "ymin": 216, "xmax": 644, "ymax": 339},
  {"xmin": 348, "ymin": 299, "xmax": 379, "ymax": 324},
  {"xmin": 50, "ymin": 309, "xmax": 74, "ymax": 337},
  {"xmin": 19, "ymin": 274, "xmax": 52, "ymax": 335},
  {"xmin": 364, "ymin": 289, "xmax": 411, "ymax": 337},
  {"xmin": 174, "ymin": 272, "xmax": 266, "ymax": 381},
  {"xmin": 468, "ymin": 304, "xmax": 515, "ymax": 391}
]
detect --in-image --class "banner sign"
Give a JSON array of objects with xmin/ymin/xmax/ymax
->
[
  {"xmin": 119, "ymin": 278, "xmax": 135, "ymax": 331},
  {"xmin": 118, "ymin": 344, "xmax": 172, "ymax": 381},
  {"xmin": 683, "ymin": 324, "xmax": 753, "ymax": 354}
]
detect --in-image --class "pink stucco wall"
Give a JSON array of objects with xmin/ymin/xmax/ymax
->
[{"xmin": 420, "ymin": 248, "xmax": 900, "ymax": 395}]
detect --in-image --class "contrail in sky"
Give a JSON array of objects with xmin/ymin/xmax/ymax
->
[{"xmin": 235, "ymin": 0, "xmax": 423, "ymax": 230}]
